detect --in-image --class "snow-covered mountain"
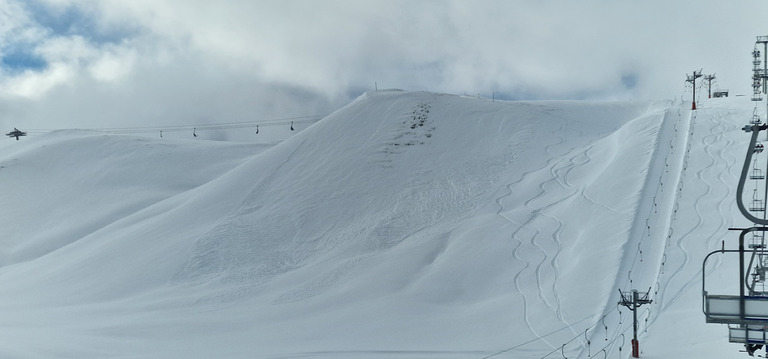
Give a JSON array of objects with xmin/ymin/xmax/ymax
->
[{"xmin": 0, "ymin": 90, "xmax": 754, "ymax": 358}]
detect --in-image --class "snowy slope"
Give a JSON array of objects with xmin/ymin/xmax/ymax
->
[
  {"xmin": 0, "ymin": 90, "xmax": 752, "ymax": 358},
  {"xmin": 641, "ymin": 98, "xmax": 754, "ymax": 358}
]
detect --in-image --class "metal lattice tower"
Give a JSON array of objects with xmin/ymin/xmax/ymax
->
[
  {"xmin": 686, "ymin": 69, "xmax": 703, "ymax": 110},
  {"xmin": 619, "ymin": 289, "xmax": 653, "ymax": 358},
  {"xmin": 753, "ymin": 47, "xmax": 764, "ymax": 102},
  {"xmin": 699, "ymin": 38, "xmax": 768, "ymax": 356},
  {"xmin": 758, "ymin": 36, "xmax": 768, "ymax": 93},
  {"xmin": 749, "ymin": 140, "xmax": 768, "ymax": 296},
  {"xmin": 704, "ymin": 74, "xmax": 716, "ymax": 99}
]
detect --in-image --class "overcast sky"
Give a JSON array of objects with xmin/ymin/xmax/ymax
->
[{"xmin": 0, "ymin": 0, "xmax": 766, "ymax": 133}]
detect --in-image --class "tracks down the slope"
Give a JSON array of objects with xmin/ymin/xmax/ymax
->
[
  {"xmin": 651, "ymin": 108, "xmax": 737, "ymax": 314},
  {"xmin": 495, "ymin": 149, "xmax": 589, "ymax": 343},
  {"xmin": 582, "ymin": 105, "xmax": 694, "ymax": 358},
  {"xmin": 497, "ymin": 142, "xmax": 621, "ymax": 351},
  {"xmin": 493, "ymin": 103, "xmax": 693, "ymax": 358}
]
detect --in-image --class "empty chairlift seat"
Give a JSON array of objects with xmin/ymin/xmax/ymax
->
[
  {"xmin": 752, "ymin": 189, "xmax": 766, "ymax": 212},
  {"xmin": 730, "ymin": 325, "xmax": 768, "ymax": 345},
  {"xmin": 752, "ymin": 168, "xmax": 765, "ymax": 180},
  {"xmin": 702, "ymin": 245, "xmax": 768, "ymax": 327},
  {"xmin": 750, "ymin": 232, "xmax": 766, "ymax": 249},
  {"xmin": 705, "ymin": 294, "xmax": 768, "ymax": 324},
  {"xmin": 751, "ymin": 199, "xmax": 765, "ymax": 212}
]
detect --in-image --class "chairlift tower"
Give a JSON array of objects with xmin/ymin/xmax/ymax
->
[
  {"xmin": 5, "ymin": 128, "xmax": 26, "ymax": 140},
  {"xmin": 703, "ymin": 123, "xmax": 768, "ymax": 356},
  {"xmin": 750, "ymin": 40, "xmax": 768, "ymax": 294},
  {"xmin": 758, "ymin": 36, "xmax": 768, "ymax": 94},
  {"xmin": 699, "ymin": 38, "xmax": 768, "ymax": 356},
  {"xmin": 686, "ymin": 69, "xmax": 703, "ymax": 110},
  {"xmin": 752, "ymin": 48, "xmax": 764, "ymax": 102},
  {"xmin": 704, "ymin": 74, "xmax": 716, "ymax": 99},
  {"xmin": 749, "ymin": 137, "xmax": 768, "ymax": 298},
  {"xmin": 619, "ymin": 289, "xmax": 653, "ymax": 358}
]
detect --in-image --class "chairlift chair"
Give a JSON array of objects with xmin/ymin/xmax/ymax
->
[
  {"xmin": 752, "ymin": 189, "xmax": 766, "ymax": 212},
  {"xmin": 5, "ymin": 128, "xmax": 26, "ymax": 140},
  {"xmin": 751, "ymin": 199, "xmax": 765, "ymax": 212},
  {"xmin": 730, "ymin": 324, "xmax": 768, "ymax": 346},
  {"xmin": 752, "ymin": 168, "xmax": 765, "ymax": 180}
]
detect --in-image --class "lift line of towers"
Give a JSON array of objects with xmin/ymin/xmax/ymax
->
[
  {"xmin": 3, "ymin": 119, "xmax": 305, "ymax": 141},
  {"xmin": 702, "ymin": 35, "xmax": 768, "ymax": 357}
]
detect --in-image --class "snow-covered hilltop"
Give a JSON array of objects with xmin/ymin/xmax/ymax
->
[{"xmin": 0, "ymin": 91, "xmax": 752, "ymax": 358}]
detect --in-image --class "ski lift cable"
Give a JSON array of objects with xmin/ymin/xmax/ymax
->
[
  {"xmin": 100, "ymin": 115, "xmax": 323, "ymax": 131},
  {"xmin": 106, "ymin": 117, "xmax": 320, "ymax": 133},
  {"xmin": 490, "ymin": 297, "xmax": 631, "ymax": 359},
  {"xmin": 14, "ymin": 114, "xmax": 328, "ymax": 136},
  {"xmin": 525, "ymin": 304, "xmax": 628, "ymax": 359},
  {"xmin": 480, "ymin": 316, "xmax": 593, "ymax": 359},
  {"xmin": 537, "ymin": 323, "xmax": 633, "ymax": 359},
  {"xmin": 620, "ymin": 105, "xmax": 694, "ymax": 291}
]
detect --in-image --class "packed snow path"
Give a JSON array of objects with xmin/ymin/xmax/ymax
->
[{"xmin": 0, "ymin": 91, "xmax": 753, "ymax": 358}]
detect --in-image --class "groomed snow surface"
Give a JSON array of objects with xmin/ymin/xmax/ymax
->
[{"xmin": 0, "ymin": 90, "xmax": 754, "ymax": 358}]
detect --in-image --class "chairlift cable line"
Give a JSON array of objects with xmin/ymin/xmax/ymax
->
[
  {"xmin": 537, "ymin": 320, "xmax": 634, "ymax": 359},
  {"xmin": 485, "ymin": 302, "xmax": 629, "ymax": 359},
  {"xmin": 480, "ymin": 316, "xmax": 592, "ymax": 359},
  {"xmin": 104, "ymin": 116, "xmax": 322, "ymax": 132},
  {"xmin": 11, "ymin": 114, "xmax": 328, "ymax": 136}
]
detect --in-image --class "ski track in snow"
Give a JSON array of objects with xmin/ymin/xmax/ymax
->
[
  {"xmin": 497, "ymin": 127, "xmax": 611, "ymax": 349},
  {"xmin": 656, "ymin": 110, "xmax": 735, "ymax": 312},
  {"xmin": 543, "ymin": 121, "xmax": 567, "ymax": 157},
  {"xmin": 495, "ymin": 125, "xmax": 572, "ymax": 347},
  {"xmin": 536, "ymin": 146, "xmax": 601, "ymax": 323},
  {"xmin": 575, "ymin": 104, "xmax": 695, "ymax": 358},
  {"xmin": 659, "ymin": 116, "xmax": 710, "ymax": 304},
  {"xmin": 537, "ymin": 211, "xmax": 565, "ymax": 321},
  {"xmin": 496, "ymin": 103, "xmax": 685, "ymax": 358},
  {"xmin": 510, "ymin": 225, "xmax": 547, "ymax": 347}
]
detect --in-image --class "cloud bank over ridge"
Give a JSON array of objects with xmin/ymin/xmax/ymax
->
[{"xmin": 0, "ymin": 0, "xmax": 764, "ymax": 131}]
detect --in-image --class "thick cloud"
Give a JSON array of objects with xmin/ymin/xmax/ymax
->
[{"xmin": 0, "ymin": 0, "xmax": 766, "ymax": 132}]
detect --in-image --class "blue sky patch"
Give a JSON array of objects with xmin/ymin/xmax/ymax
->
[
  {"xmin": 621, "ymin": 73, "xmax": 638, "ymax": 89},
  {"xmin": 25, "ymin": 0, "xmax": 139, "ymax": 45},
  {"xmin": 0, "ymin": 1, "xmax": 143, "ymax": 73},
  {"xmin": 2, "ymin": 50, "xmax": 47, "ymax": 73}
]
